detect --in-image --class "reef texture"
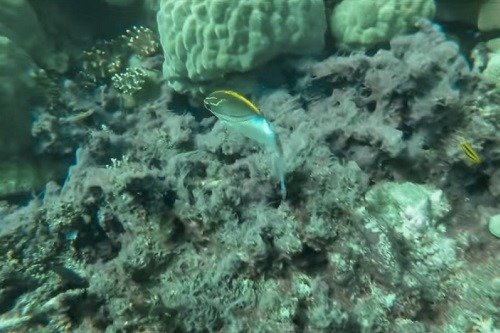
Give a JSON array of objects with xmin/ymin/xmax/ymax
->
[
  {"xmin": 329, "ymin": 0, "xmax": 436, "ymax": 48},
  {"xmin": 157, "ymin": 0, "xmax": 326, "ymax": 94},
  {"xmin": 0, "ymin": 19, "xmax": 498, "ymax": 332}
]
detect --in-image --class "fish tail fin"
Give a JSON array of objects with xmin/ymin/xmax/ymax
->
[
  {"xmin": 271, "ymin": 150, "xmax": 287, "ymax": 200},
  {"xmin": 279, "ymin": 171, "xmax": 286, "ymax": 200}
]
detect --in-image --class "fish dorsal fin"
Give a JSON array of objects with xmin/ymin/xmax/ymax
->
[
  {"xmin": 221, "ymin": 90, "xmax": 261, "ymax": 115},
  {"xmin": 204, "ymin": 90, "xmax": 262, "ymax": 122}
]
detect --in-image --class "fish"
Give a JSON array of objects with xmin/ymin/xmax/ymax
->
[
  {"xmin": 204, "ymin": 90, "xmax": 286, "ymax": 199},
  {"xmin": 459, "ymin": 138, "xmax": 481, "ymax": 165}
]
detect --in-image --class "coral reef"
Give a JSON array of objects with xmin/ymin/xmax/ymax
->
[
  {"xmin": 79, "ymin": 25, "xmax": 161, "ymax": 96},
  {"xmin": 329, "ymin": 0, "xmax": 436, "ymax": 48},
  {"xmin": 156, "ymin": 0, "xmax": 327, "ymax": 94},
  {"xmin": 296, "ymin": 20, "xmax": 487, "ymax": 183},
  {"xmin": 0, "ymin": 1, "xmax": 498, "ymax": 332},
  {"xmin": 124, "ymin": 26, "xmax": 159, "ymax": 57},
  {"xmin": 111, "ymin": 67, "xmax": 148, "ymax": 95}
]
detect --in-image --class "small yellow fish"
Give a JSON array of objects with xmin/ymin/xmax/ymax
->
[
  {"xmin": 204, "ymin": 90, "xmax": 286, "ymax": 199},
  {"xmin": 459, "ymin": 138, "xmax": 481, "ymax": 165}
]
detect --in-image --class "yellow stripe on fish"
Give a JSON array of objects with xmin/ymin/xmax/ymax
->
[
  {"xmin": 221, "ymin": 90, "xmax": 261, "ymax": 115},
  {"xmin": 459, "ymin": 138, "xmax": 481, "ymax": 165},
  {"xmin": 203, "ymin": 90, "xmax": 262, "ymax": 122},
  {"xmin": 203, "ymin": 90, "xmax": 287, "ymax": 200}
]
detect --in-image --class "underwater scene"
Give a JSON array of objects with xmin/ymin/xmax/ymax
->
[{"xmin": 0, "ymin": 0, "xmax": 499, "ymax": 332}]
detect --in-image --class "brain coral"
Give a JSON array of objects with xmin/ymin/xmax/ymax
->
[
  {"xmin": 329, "ymin": 0, "xmax": 436, "ymax": 48},
  {"xmin": 483, "ymin": 52, "xmax": 500, "ymax": 87},
  {"xmin": 157, "ymin": 0, "xmax": 326, "ymax": 93}
]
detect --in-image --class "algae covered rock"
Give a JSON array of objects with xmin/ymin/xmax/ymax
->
[
  {"xmin": 358, "ymin": 181, "xmax": 456, "ymax": 296},
  {"xmin": 364, "ymin": 181, "xmax": 450, "ymax": 239},
  {"xmin": 329, "ymin": 0, "xmax": 436, "ymax": 48},
  {"xmin": 156, "ymin": 0, "xmax": 326, "ymax": 93}
]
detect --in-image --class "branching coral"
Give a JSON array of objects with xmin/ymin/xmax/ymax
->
[
  {"xmin": 80, "ymin": 41, "xmax": 127, "ymax": 86},
  {"xmin": 78, "ymin": 25, "xmax": 161, "ymax": 93},
  {"xmin": 124, "ymin": 26, "xmax": 159, "ymax": 57},
  {"xmin": 111, "ymin": 67, "xmax": 148, "ymax": 95}
]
